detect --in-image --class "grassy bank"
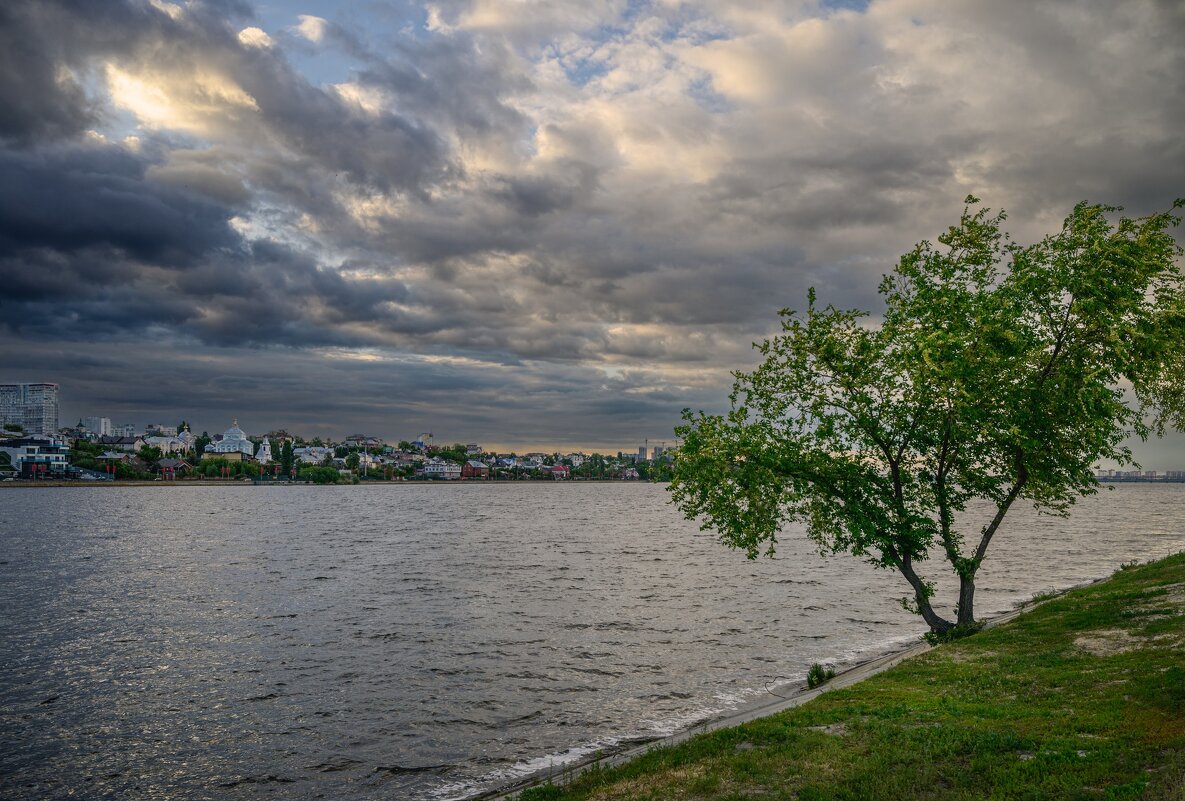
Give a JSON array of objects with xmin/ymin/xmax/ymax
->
[{"xmin": 520, "ymin": 553, "xmax": 1185, "ymax": 800}]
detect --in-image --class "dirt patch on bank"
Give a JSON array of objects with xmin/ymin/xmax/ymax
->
[{"xmin": 1074, "ymin": 629, "xmax": 1141, "ymax": 656}]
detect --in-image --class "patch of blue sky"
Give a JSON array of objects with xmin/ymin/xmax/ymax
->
[
  {"xmin": 559, "ymin": 56, "xmax": 613, "ymax": 89},
  {"xmin": 672, "ymin": 23, "xmax": 731, "ymax": 47},
  {"xmin": 250, "ymin": 0, "xmax": 429, "ymax": 87},
  {"xmin": 819, "ymin": 0, "xmax": 871, "ymax": 12},
  {"xmin": 573, "ymin": 0, "xmax": 653, "ymax": 47},
  {"xmin": 686, "ymin": 76, "xmax": 732, "ymax": 115}
]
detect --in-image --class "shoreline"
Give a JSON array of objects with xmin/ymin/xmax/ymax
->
[
  {"xmin": 473, "ymin": 571, "xmax": 1117, "ymax": 801},
  {"xmin": 0, "ymin": 478, "xmax": 656, "ymax": 488},
  {"xmin": 6, "ymin": 478, "xmax": 1180, "ymax": 490}
]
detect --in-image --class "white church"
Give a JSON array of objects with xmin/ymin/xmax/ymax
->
[{"xmin": 202, "ymin": 420, "xmax": 270, "ymax": 463}]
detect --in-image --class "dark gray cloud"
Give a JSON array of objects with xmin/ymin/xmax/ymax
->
[
  {"xmin": 0, "ymin": 3, "xmax": 97, "ymax": 146},
  {"xmin": 2, "ymin": 338, "xmax": 704, "ymax": 451},
  {"xmin": 1, "ymin": 0, "xmax": 1183, "ymax": 453},
  {"xmin": 0, "ymin": 145, "xmax": 239, "ymax": 260}
]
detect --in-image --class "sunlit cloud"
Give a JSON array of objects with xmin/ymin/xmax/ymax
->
[
  {"xmin": 295, "ymin": 14, "xmax": 329, "ymax": 43},
  {"xmin": 332, "ymin": 82, "xmax": 388, "ymax": 115},
  {"xmin": 104, "ymin": 63, "xmax": 258, "ymax": 135},
  {"xmin": 237, "ymin": 26, "xmax": 274, "ymax": 48},
  {"xmin": 148, "ymin": 0, "xmax": 184, "ymax": 21}
]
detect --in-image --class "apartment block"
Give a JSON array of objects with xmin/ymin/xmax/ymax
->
[{"xmin": 0, "ymin": 383, "xmax": 59, "ymax": 435}]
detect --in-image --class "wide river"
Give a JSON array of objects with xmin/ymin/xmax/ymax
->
[{"xmin": 2, "ymin": 483, "xmax": 1183, "ymax": 799}]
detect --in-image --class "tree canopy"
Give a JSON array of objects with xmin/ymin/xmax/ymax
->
[{"xmin": 671, "ymin": 198, "xmax": 1185, "ymax": 634}]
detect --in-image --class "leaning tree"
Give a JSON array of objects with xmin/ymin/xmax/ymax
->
[{"xmin": 671, "ymin": 198, "xmax": 1184, "ymax": 635}]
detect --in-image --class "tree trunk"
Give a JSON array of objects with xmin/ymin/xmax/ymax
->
[
  {"xmin": 915, "ymin": 589, "xmax": 954, "ymax": 634},
  {"xmin": 893, "ymin": 549, "xmax": 955, "ymax": 634},
  {"xmin": 957, "ymin": 574, "xmax": 976, "ymax": 627}
]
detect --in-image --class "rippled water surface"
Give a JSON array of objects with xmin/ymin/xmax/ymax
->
[{"xmin": 2, "ymin": 483, "xmax": 1183, "ymax": 799}]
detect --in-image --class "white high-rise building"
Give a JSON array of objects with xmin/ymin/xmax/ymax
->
[
  {"xmin": 0, "ymin": 383, "xmax": 59, "ymax": 434},
  {"xmin": 81, "ymin": 416, "xmax": 112, "ymax": 436}
]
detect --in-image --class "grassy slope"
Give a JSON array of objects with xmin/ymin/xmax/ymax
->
[{"xmin": 523, "ymin": 553, "xmax": 1185, "ymax": 801}]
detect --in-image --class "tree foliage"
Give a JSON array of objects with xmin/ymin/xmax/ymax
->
[
  {"xmin": 193, "ymin": 432, "xmax": 212, "ymax": 457},
  {"xmin": 298, "ymin": 465, "xmax": 341, "ymax": 484},
  {"xmin": 671, "ymin": 198, "xmax": 1185, "ymax": 633},
  {"xmin": 280, "ymin": 440, "xmax": 295, "ymax": 475}
]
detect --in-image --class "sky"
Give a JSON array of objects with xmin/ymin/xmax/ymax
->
[{"xmin": 0, "ymin": 0, "xmax": 1183, "ymax": 459}]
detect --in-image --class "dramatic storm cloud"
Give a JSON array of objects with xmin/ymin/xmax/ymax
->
[{"xmin": 1, "ymin": 0, "xmax": 1182, "ymax": 457}]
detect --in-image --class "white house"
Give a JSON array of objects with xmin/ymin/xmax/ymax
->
[
  {"xmin": 143, "ymin": 435, "xmax": 190, "ymax": 455},
  {"xmin": 0, "ymin": 435, "xmax": 70, "ymax": 477},
  {"xmin": 421, "ymin": 458, "xmax": 461, "ymax": 479},
  {"xmin": 294, "ymin": 446, "xmax": 335, "ymax": 464}
]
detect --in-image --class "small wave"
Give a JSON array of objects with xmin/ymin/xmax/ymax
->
[
  {"xmin": 567, "ymin": 666, "xmax": 624, "ymax": 677},
  {"xmin": 375, "ymin": 763, "xmax": 454, "ymax": 777},
  {"xmin": 305, "ymin": 757, "xmax": 364, "ymax": 773},
  {"xmin": 494, "ymin": 710, "xmax": 542, "ymax": 726},
  {"xmin": 243, "ymin": 692, "xmax": 280, "ymax": 702},
  {"xmin": 219, "ymin": 774, "xmax": 296, "ymax": 787}
]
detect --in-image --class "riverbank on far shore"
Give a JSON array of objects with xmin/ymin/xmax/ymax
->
[
  {"xmin": 499, "ymin": 552, "xmax": 1185, "ymax": 801},
  {"xmin": 0, "ymin": 478, "xmax": 655, "ymax": 488}
]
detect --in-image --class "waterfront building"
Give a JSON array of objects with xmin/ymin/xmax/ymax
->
[
  {"xmin": 0, "ymin": 435, "xmax": 70, "ymax": 477},
  {"xmin": 462, "ymin": 460, "xmax": 490, "ymax": 479},
  {"xmin": 0, "ymin": 383, "xmax": 59, "ymax": 435},
  {"xmin": 202, "ymin": 420, "xmax": 256, "ymax": 460},
  {"xmin": 421, "ymin": 458, "xmax": 461, "ymax": 479},
  {"xmin": 158, "ymin": 458, "xmax": 193, "ymax": 476}
]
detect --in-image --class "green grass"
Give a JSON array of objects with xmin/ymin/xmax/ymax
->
[{"xmin": 520, "ymin": 553, "xmax": 1185, "ymax": 800}]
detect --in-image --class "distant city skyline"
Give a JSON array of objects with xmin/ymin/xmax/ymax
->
[
  {"xmin": 3, "ymin": 385, "xmax": 1173, "ymax": 470},
  {"xmin": 2, "ymin": 1, "xmax": 1183, "ymax": 464},
  {"xmin": 54, "ymin": 405, "xmax": 682, "ymax": 457}
]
